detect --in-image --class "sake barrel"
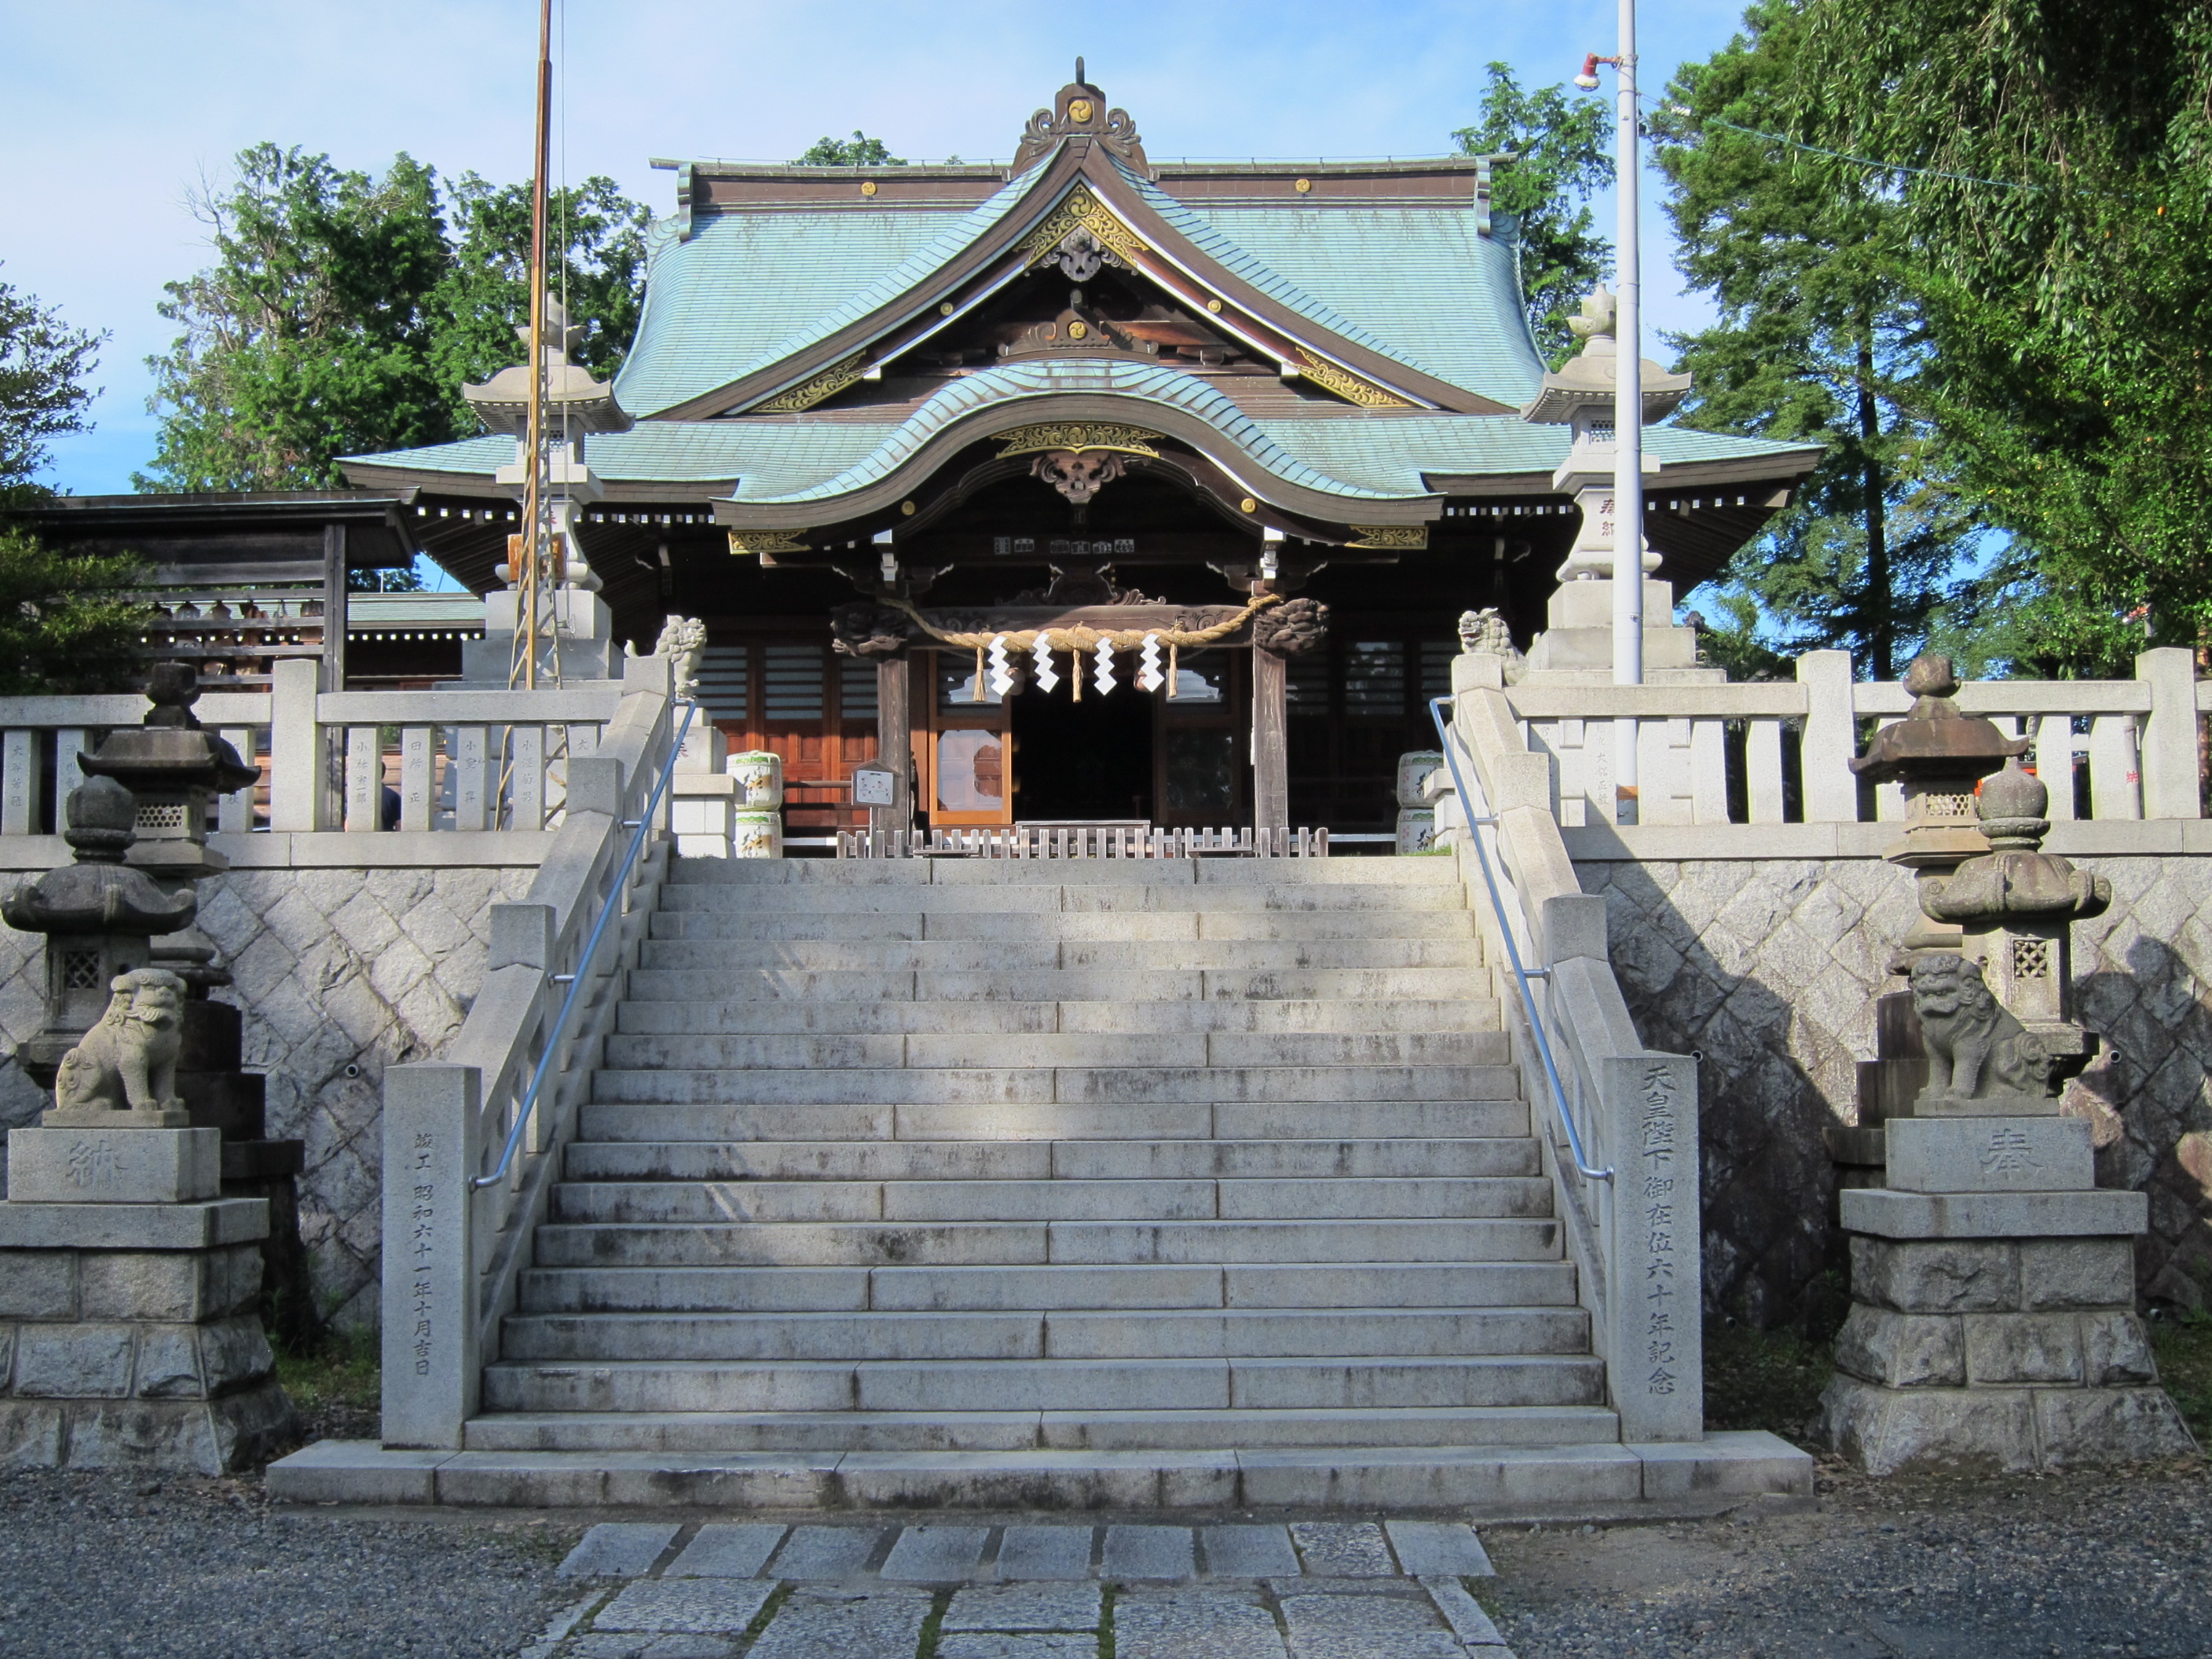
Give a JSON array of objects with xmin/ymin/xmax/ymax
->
[
  {"xmin": 1396, "ymin": 750, "xmax": 1444, "ymax": 809},
  {"xmin": 726, "ymin": 749, "xmax": 783, "ymax": 808},
  {"xmin": 1394, "ymin": 807, "xmax": 1437, "ymax": 855},
  {"xmin": 731, "ymin": 808, "xmax": 784, "ymax": 859}
]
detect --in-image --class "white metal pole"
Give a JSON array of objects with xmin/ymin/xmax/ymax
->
[{"xmin": 1611, "ymin": 0, "xmax": 1644, "ymax": 819}]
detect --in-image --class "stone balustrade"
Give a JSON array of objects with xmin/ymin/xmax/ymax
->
[{"xmin": 1504, "ymin": 646, "xmax": 2203, "ymax": 833}]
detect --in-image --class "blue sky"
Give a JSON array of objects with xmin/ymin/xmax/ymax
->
[{"xmin": 0, "ymin": 0, "xmax": 1753, "ymax": 496}]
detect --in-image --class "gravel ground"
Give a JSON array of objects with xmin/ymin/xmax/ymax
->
[
  {"xmin": 0, "ymin": 1467, "xmax": 580, "ymax": 1659},
  {"xmin": 1489, "ymin": 1456, "xmax": 2212, "ymax": 1658}
]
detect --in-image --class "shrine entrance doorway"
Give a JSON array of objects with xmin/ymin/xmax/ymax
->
[{"xmin": 1009, "ymin": 672, "xmax": 1154, "ymax": 822}]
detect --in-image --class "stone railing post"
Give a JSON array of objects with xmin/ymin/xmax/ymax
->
[
  {"xmin": 1600, "ymin": 1049, "xmax": 1702, "ymax": 1443},
  {"xmin": 1796, "ymin": 650, "xmax": 1859, "ymax": 822},
  {"xmin": 2135, "ymin": 646, "xmax": 2203, "ymax": 819},
  {"xmin": 379, "ymin": 1062, "xmax": 480, "ymax": 1449},
  {"xmin": 267, "ymin": 657, "xmax": 327, "ymax": 833}
]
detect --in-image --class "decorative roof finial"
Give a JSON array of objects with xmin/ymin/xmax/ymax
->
[{"xmin": 1014, "ymin": 64, "xmax": 1148, "ymax": 173}]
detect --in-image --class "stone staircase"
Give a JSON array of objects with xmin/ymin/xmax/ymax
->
[{"xmin": 457, "ymin": 853, "xmax": 1656, "ymax": 1502}]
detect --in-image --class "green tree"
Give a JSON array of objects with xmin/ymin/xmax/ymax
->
[
  {"xmin": 794, "ymin": 132, "xmax": 906, "ymax": 167},
  {"xmin": 427, "ymin": 173, "xmax": 652, "ymax": 434},
  {"xmin": 0, "ymin": 529, "xmax": 150, "ymax": 693},
  {"xmin": 0, "ymin": 271, "xmax": 104, "ymax": 506},
  {"xmin": 1654, "ymin": 0, "xmax": 1974, "ymax": 680},
  {"xmin": 1452, "ymin": 64, "xmax": 1615, "ymax": 364},
  {"xmin": 1788, "ymin": 0, "xmax": 2212, "ymax": 673},
  {"xmin": 141, "ymin": 145, "xmax": 653, "ymax": 496},
  {"xmin": 139, "ymin": 145, "xmax": 452, "ymax": 491}
]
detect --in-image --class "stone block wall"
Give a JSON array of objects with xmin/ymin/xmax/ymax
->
[
  {"xmin": 1579, "ymin": 855, "xmax": 2212, "ymax": 1326},
  {"xmin": 0, "ymin": 864, "xmax": 536, "ymax": 1329}
]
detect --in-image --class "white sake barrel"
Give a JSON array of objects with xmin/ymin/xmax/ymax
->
[
  {"xmin": 731, "ymin": 808, "xmax": 783, "ymax": 859},
  {"xmin": 1395, "ymin": 807, "xmax": 1436, "ymax": 855},
  {"xmin": 726, "ymin": 750, "xmax": 783, "ymax": 808},
  {"xmin": 1396, "ymin": 750, "xmax": 1444, "ymax": 808}
]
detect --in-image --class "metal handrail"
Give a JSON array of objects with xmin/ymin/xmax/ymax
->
[
  {"xmin": 471, "ymin": 701, "xmax": 695, "ymax": 1191},
  {"xmin": 1428, "ymin": 695, "xmax": 1614, "ymax": 1184}
]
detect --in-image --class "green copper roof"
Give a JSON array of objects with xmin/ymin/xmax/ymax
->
[
  {"xmin": 731, "ymin": 360, "xmax": 1411, "ymax": 507},
  {"xmin": 1253, "ymin": 417, "xmax": 1815, "ymax": 493},
  {"xmin": 1192, "ymin": 207, "xmax": 1544, "ymax": 409}
]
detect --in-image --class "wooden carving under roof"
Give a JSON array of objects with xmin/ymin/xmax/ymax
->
[{"xmin": 1014, "ymin": 60, "xmax": 1149, "ymax": 173}]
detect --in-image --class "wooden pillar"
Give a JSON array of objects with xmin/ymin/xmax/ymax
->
[
  {"xmin": 320, "ymin": 522, "xmax": 348, "ymax": 692},
  {"xmin": 875, "ymin": 653, "xmax": 912, "ymax": 837},
  {"xmin": 1251, "ymin": 646, "xmax": 1287, "ymax": 833}
]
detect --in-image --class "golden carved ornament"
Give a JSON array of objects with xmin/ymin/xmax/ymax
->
[
  {"xmin": 1295, "ymin": 349, "xmax": 1412, "ymax": 409},
  {"xmin": 1295, "ymin": 178, "xmax": 1313, "ymax": 193},
  {"xmin": 1346, "ymin": 525, "xmax": 1430, "ymax": 550},
  {"xmin": 753, "ymin": 353, "xmax": 867, "ymax": 414},
  {"xmin": 1068, "ymin": 97, "xmax": 1094, "ymax": 122},
  {"xmin": 994, "ymin": 423, "xmax": 1163, "ymax": 460},
  {"xmin": 727, "ymin": 529, "xmax": 811, "ymax": 558},
  {"xmin": 860, "ymin": 180, "xmax": 878, "ymax": 196},
  {"xmin": 1020, "ymin": 189, "xmax": 1150, "ymax": 269}
]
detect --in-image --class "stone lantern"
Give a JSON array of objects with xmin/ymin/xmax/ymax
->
[
  {"xmin": 1, "ymin": 775, "xmax": 197, "ymax": 1086},
  {"xmin": 1830, "ymin": 655, "xmax": 2027, "ymax": 1176},
  {"xmin": 1919, "ymin": 755, "xmax": 2109, "ymax": 1078}
]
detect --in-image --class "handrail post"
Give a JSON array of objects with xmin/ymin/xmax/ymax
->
[
  {"xmin": 380, "ymin": 1061, "xmax": 482, "ymax": 1448},
  {"xmin": 269, "ymin": 657, "xmax": 327, "ymax": 832},
  {"xmin": 2136, "ymin": 646, "xmax": 2203, "ymax": 819},
  {"xmin": 1796, "ymin": 650, "xmax": 1858, "ymax": 822}
]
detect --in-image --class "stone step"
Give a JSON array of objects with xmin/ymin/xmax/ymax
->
[
  {"xmin": 624, "ymin": 967, "xmax": 1489, "ymax": 1002},
  {"xmin": 562, "ymin": 1137, "xmax": 1543, "ymax": 1184},
  {"xmin": 273, "ymin": 1430, "xmax": 1817, "ymax": 1512},
  {"xmin": 595, "ymin": 1031, "xmax": 1508, "ymax": 1071},
  {"xmin": 458, "ymin": 1403, "xmax": 1621, "ymax": 1454},
  {"xmin": 529, "ymin": 1217, "xmax": 1563, "ymax": 1269},
  {"xmin": 646, "ymin": 910, "xmax": 1479, "ymax": 942},
  {"xmin": 479, "ymin": 1353, "xmax": 1603, "ymax": 1414},
  {"xmin": 497, "ymin": 1306, "xmax": 1591, "ymax": 1364},
  {"xmin": 657, "ymin": 882, "xmax": 1470, "ymax": 913},
  {"xmin": 513, "ymin": 1261, "xmax": 1580, "ymax": 1314},
  {"xmin": 613, "ymin": 998, "xmax": 1500, "ymax": 1036},
  {"xmin": 635, "ymin": 938, "xmax": 1486, "ymax": 971},
  {"xmin": 548, "ymin": 1175, "xmax": 1554, "ymax": 1225},
  {"xmin": 666, "ymin": 858, "xmax": 1459, "ymax": 886},
  {"xmin": 590, "ymin": 1064, "xmax": 1521, "ymax": 1107},
  {"xmin": 573, "ymin": 1099, "xmax": 1535, "ymax": 1144}
]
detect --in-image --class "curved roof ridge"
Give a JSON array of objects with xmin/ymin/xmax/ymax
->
[
  {"xmin": 1109, "ymin": 158, "xmax": 1454, "ymax": 389},
  {"xmin": 734, "ymin": 359, "xmax": 1412, "ymax": 506},
  {"xmin": 615, "ymin": 169, "xmax": 1045, "ymax": 416}
]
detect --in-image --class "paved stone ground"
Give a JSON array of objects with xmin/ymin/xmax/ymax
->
[
  {"xmin": 528, "ymin": 1517, "xmax": 1512, "ymax": 1658},
  {"xmin": 9, "ymin": 1459, "xmax": 2209, "ymax": 1657}
]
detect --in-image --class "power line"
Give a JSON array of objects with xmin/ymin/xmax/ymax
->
[{"xmin": 1660, "ymin": 104, "xmax": 2040, "ymax": 192}]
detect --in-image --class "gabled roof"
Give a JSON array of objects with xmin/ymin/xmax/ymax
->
[{"xmin": 620, "ymin": 138, "xmax": 1522, "ymax": 423}]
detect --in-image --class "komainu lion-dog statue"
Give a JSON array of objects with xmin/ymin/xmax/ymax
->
[
  {"xmin": 53, "ymin": 968, "xmax": 188, "ymax": 1117},
  {"xmin": 1910, "ymin": 953, "xmax": 2053, "ymax": 1107}
]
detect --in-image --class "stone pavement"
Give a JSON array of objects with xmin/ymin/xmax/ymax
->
[{"xmin": 523, "ymin": 1518, "xmax": 1514, "ymax": 1658}]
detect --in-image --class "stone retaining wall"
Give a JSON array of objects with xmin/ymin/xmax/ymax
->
[
  {"xmin": 1580, "ymin": 854, "xmax": 2212, "ymax": 1327},
  {"xmin": 0, "ymin": 863, "xmax": 536, "ymax": 1329}
]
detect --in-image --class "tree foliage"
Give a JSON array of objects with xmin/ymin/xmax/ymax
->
[
  {"xmin": 0, "ymin": 530, "xmax": 151, "ymax": 694},
  {"xmin": 1667, "ymin": 0, "xmax": 2212, "ymax": 677},
  {"xmin": 1452, "ymin": 64, "xmax": 1615, "ymax": 364},
  {"xmin": 0, "ymin": 270, "xmax": 105, "ymax": 506},
  {"xmin": 794, "ymin": 132, "xmax": 906, "ymax": 167},
  {"xmin": 1654, "ymin": 1, "xmax": 1975, "ymax": 679},
  {"xmin": 140, "ymin": 145, "xmax": 650, "ymax": 496}
]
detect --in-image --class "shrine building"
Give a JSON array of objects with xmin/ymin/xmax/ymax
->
[{"xmin": 342, "ymin": 68, "xmax": 1818, "ymax": 841}]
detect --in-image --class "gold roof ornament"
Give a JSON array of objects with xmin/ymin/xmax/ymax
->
[
  {"xmin": 995, "ymin": 423, "xmax": 1163, "ymax": 460},
  {"xmin": 753, "ymin": 353, "xmax": 868, "ymax": 415},
  {"xmin": 1346, "ymin": 526, "xmax": 1429, "ymax": 550},
  {"xmin": 1294, "ymin": 349, "xmax": 1412, "ymax": 409},
  {"xmin": 727, "ymin": 529, "xmax": 811, "ymax": 558},
  {"xmin": 1020, "ymin": 189, "xmax": 1151, "ymax": 269}
]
